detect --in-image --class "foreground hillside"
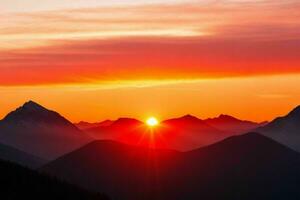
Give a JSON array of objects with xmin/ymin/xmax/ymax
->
[
  {"xmin": 0, "ymin": 159, "xmax": 110, "ymax": 200},
  {"xmin": 0, "ymin": 142, "xmax": 46, "ymax": 169},
  {"xmin": 42, "ymin": 133, "xmax": 300, "ymax": 200}
]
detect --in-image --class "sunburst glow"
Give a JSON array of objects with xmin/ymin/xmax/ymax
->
[{"xmin": 146, "ymin": 117, "xmax": 159, "ymax": 127}]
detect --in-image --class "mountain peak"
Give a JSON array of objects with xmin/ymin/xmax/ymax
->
[
  {"xmin": 162, "ymin": 114, "xmax": 204, "ymax": 127},
  {"xmin": 112, "ymin": 118, "xmax": 142, "ymax": 126},
  {"xmin": 207, "ymin": 114, "xmax": 259, "ymax": 125},
  {"xmin": 174, "ymin": 115, "xmax": 203, "ymax": 123},
  {"xmin": 182, "ymin": 114, "xmax": 199, "ymax": 120},
  {"xmin": 218, "ymin": 114, "xmax": 237, "ymax": 121},
  {"xmin": 2, "ymin": 101, "xmax": 70, "ymax": 126},
  {"xmin": 0, "ymin": 101, "xmax": 90, "ymax": 159},
  {"xmin": 205, "ymin": 114, "xmax": 241, "ymax": 123},
  {"xmin": 22, "ymin": 100, "xmax": 46, "ymax": 111}
]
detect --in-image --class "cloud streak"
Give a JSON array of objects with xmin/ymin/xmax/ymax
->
[
  {"xmin": 1, "ymin": 36, "xmax": 300, "ymax": 86},
  {"xmin": 0, "ymin": 0, "xmax": 300, "ymax": 85}
]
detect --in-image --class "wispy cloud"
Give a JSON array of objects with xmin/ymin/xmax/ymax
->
[
  {"xmin": 1, "ymin": 36, "xmax": 300, "ymax": 86},
  {"xmin": 0, "ymin": 0, "xmax": 300, "ymax": 85},
  {"xmin": 1, "ymin": 0, "xmax": 299, "ymax": 48}
]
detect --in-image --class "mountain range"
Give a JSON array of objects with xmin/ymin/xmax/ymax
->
[
  {"xmin": 0, "ymin": 100, "xmax": 300, "ymax": 200},
  {"xmin": 84, "ymin": 114, "xmax": 265, "ymax": 150},
  {"xmin": 41, "ymin": 133, "xmax": 300, "ymax": 200},
  {"xmin": 0, "ymin": 100, "xmax": 299, "ymax": 157}
]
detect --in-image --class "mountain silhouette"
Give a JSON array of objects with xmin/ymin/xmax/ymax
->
[
  {"xmin": 0, "ymin": 158, "xmax": 110, "ymax": 200},
  {"xmin": 159, "ymin": 114, "xmax": 230, "ymax": 150},
  {"xmin": 85, "ymin": 118, "xmax": 165, "ymax": 148},
  {"xmin": 256, "ymin": 105, "xmax": 300, "ymax": 152},
  {"xmin": 86, "ymin": 115, "xmax": 227, "ymax": 150},
  {"xmin": 75, "ymin": 120, "xmax": 114, "ymax": 130},
  {"xmin": 0, "ymin": 142, "xmax": 46, "ymax": 169},
  {"xmin": 204, "ymin": 114, "xmax": 267, "ymax": 134},
  {"xmin": 85, "ymin": 114, "xmax": 262, "ymax": 151},
  {"xmin": 0, "ymin": 101, "xmax": 92, "ymax": 160},
  {"xmin": 86, "ymin": 117, "xmax": 147, "ymax": 140},
  {"xmin": 41, "ymin": 132, "xmax": 300, "ymax": 200}
]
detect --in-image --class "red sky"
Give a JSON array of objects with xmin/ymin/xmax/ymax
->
[{"xmin": 0, "ymin": 0, "xmax": 300, "ymax": 122}]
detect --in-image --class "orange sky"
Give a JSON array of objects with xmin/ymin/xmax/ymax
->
[{"xmin": 0, "ymin": 0, "xmax": 300, "ymax": 122}]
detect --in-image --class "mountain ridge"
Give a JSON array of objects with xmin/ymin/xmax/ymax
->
[
  {"xmin": 256, "ymin": 105, "xmax": 300, "ymax": 152},
  {"xmin": 0, "ymin": 100, "xmax": 92, "ymax": 160},
  {"xmin": 84, "ymin": 114, "xmax": 265, "ymax": 151}
]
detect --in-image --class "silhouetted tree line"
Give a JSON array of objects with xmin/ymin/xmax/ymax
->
[{"xmin": 0, "ymin": 159, "xmax": 111, "ymax": 200}]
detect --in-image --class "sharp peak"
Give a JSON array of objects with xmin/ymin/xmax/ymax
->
[
  {"xmin": 22, "ymin": 100, "xmax": 45, "ymax": 110},
  {"xmin": 2, "ymin": 100, "xmax": 66, "ymax": 123}
]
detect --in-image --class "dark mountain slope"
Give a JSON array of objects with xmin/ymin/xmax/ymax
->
[
  {"xmin": 256, "ymin": 105, "xmax": 300, "ymax": 151},
  {"xmin": 0, "ymin": 158, "xmax": 110, "ymax": 200},
  {"xmin": 41, "ymin": 132, "xmax": 300, "ymax": 200},
  {"xmin": 41, "ymin": 140, "xmax": 180, "ymax": 200},
  {"xmin": 0, "ymin": 142, "xmax": 46, "ymax": 169}
]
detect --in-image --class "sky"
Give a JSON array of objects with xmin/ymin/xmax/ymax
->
[{"xmin": 0, "ymin": 0, "xmax": 300, "ymax": 122}]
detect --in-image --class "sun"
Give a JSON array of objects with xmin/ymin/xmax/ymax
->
[{"xmin": 146, "ymin": 117, "xmax": 159, "ymax": 127}]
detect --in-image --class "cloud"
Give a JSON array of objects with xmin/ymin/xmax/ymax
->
[
  {"xmin": 0, "ymin": 0, "xmax": 300, "ymax": 85},
  {"xmin": 1, "ymin": 36, "xmax": 300, "ymax": 86},
  {"xmin": 1, "ymin": 0, "xmax": 299, "ymax": 47}
]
